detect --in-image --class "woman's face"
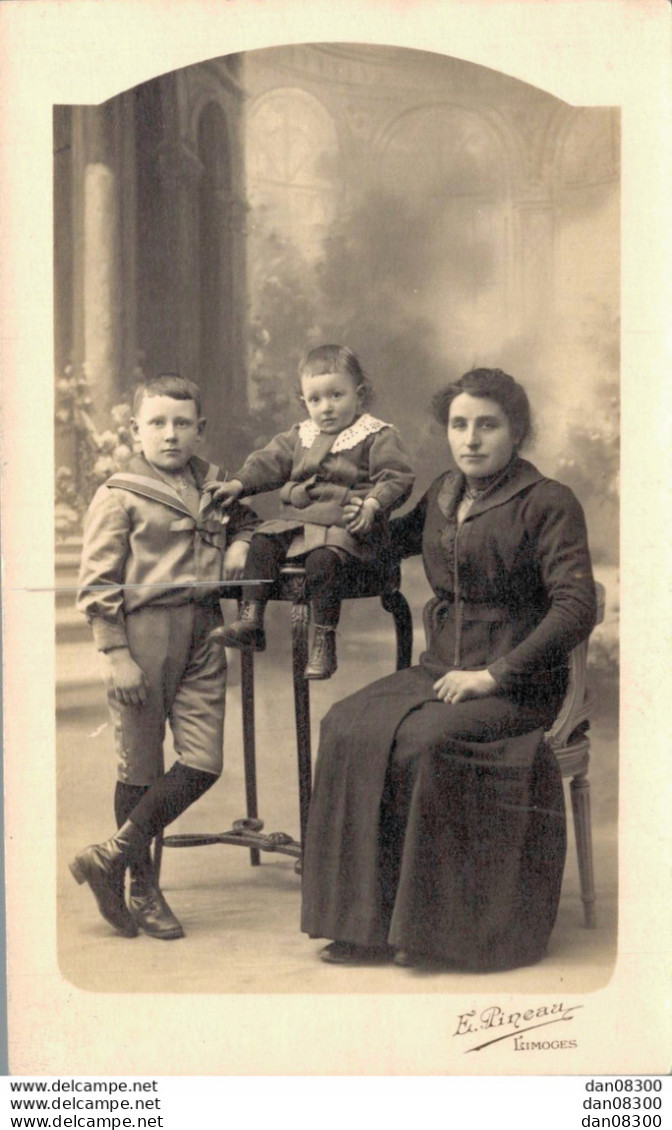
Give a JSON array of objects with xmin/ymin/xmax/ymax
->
[{"xmin": 447, "ymin": 393, "xmax": 515, "ymax": 479}]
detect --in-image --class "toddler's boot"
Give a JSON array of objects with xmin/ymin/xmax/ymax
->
[
  {"xmin": 209, "ymin": 600, "xmax": 266, "ymax": 652},
  {"xmin": 304, "ymin": 625, "xmax": 337, "ymax": 680},
  {"xmin": 69, "ymin": 821, "xmax": 145, "ymax": 937}
]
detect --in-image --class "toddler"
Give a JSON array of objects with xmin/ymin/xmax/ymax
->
[{"xmin": 208, "ymin": 345, "xmax": 415, "ymax": 679}]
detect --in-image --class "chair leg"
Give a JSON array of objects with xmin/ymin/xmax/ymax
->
[
  {"xmin": 381, "ymin": 590, "xmax": 413, "ymax": 670},
  {"xmin": 570, "ymin": 771, "xmax": 596, "ymax": 928},
  {"xmin": 291, "ymin": 599, "xmax": 312, "ymax": 853},
  {"xmin": 240, "ymin": 650, "xmax": 260, "ymax": 866}
]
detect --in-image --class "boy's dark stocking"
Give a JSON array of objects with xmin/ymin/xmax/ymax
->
[
  {"xmin": 114, "ymin": 781, "xmax": 148, "ymax": 827},
  {"xmin": 126, "ymin": 762, "xmax": 218, "ymax": 840}
]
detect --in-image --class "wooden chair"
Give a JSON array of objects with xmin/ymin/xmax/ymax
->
[{"xmin": 545, "ymin": 580, "xmax": 606, "ymax": 928}]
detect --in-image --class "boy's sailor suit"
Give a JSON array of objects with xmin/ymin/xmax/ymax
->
[{"xmin": 77, "ymin": 453, "xmax": 258, "ymax": 786}]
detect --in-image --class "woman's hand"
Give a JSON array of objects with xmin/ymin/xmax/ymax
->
[
  {"xmin": 345, "ymin": 497, "xmax": 380, "ymax": 535},
  {"xmin": 203, "ymin": 479, "xmax": 244, "ymax": 513},
  {"xmin": 223, "ymin": 539, "xmax": 249, "ymax": 581},
  {"xmin": 105, "ymin": 648, "xmax": 149, "ymax": 705},
  {"xmin": 433, "ymin": 668, "xmax": 497, "ymax": 705}
]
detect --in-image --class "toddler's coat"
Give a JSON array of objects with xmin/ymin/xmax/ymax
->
[{"xmin": 233, "ymin": 414, "xmax": 415, "ymax": 561}]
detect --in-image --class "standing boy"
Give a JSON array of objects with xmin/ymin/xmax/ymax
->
[{"xmin": 71, "ymin": 374, "xmax": 258, "ymax": 940}]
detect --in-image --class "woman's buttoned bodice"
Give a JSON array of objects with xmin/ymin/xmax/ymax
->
[{"xmin": 391, "ymin": 457, "xmax": 597, "ymax": 685}]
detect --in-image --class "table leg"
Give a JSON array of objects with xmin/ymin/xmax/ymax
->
[
  {"xmin": 240, "ymin": 649, "xmax": 260, "ymax": 866},
  {"xmin": 291, "ymin": 600, "xmax": 312, "ymax": 852},
  {"xmin": 152, "ymin": 830, "xmax": 163, "ymax": 880}
]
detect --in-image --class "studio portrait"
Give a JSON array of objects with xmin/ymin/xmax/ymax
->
[{"xmin": 52, "ymin": 42, "xmax": 620, "ymax": 999}]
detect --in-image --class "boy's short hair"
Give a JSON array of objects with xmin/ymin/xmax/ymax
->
[{"xmin": 132, "ymin": 374, "xmax": 202, "ymax": 417}]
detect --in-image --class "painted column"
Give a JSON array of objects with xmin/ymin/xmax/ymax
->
[
  {"xmin": 80, "ymin": 102, "xmax": 120, "ymax": 423},
  {"xmin": 515, "ymin": 187, "xmax": 555, "ymax": 333},
  {"xmin": 222, "ymin": 191, "xmax": 249, "ymax": 411},
  {"xmin": 155, "ymin": 140, "xmax": 204, "ymax": 378},
  {"xmin": 83, "ymin": 161, "xmax": 118, "ymax": 418}
]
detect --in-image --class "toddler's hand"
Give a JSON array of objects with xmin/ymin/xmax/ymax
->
[
  {"xmin": 202, "ymin": 479, "xmax": 244, "ymax": 513},
  {"xmin": 345, "ymin": 497, "xmax": 379, "ymax": 535},
  {"xmin": 223, "ymin": 539, "xmax": 249, "ymax": 581},
  {"xmin": 433, "ymin": 669, "xmax": 497, "ymax": 705},
  {"xmin": 106, "ymin": 648, "xmax": 149, "ymax": 706}
]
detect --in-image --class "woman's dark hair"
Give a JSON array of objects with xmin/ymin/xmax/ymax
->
[
  {"xmin": 296, "ymin": 344, "xmax": 374, "ymax": 409},
  {"xmin": 431, "ymin": 368, "xmax": 532, "ymax": 449}
]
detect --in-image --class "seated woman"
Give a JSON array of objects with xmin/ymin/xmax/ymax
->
[{"xmin": 301, "ymin": 367, "xmax": 597, "ymax": 971}]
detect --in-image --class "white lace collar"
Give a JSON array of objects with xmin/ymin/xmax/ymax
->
[{"xmin": 298, "ymin": 413, "xmax": 390, "ymax": 452}]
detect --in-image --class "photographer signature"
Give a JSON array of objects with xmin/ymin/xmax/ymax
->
[{"xmin": 454, "ymin": 1001, "xmax": 583, "ymax": 1053}]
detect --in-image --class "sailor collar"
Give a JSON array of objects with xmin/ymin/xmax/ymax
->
[{"xmin": 106, "ymin": 454, "xmax": 223, "ymax": 519}]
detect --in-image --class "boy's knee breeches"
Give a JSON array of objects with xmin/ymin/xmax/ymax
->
[{"xmin": 106, "ymin": 603, "xmax": 227, "ymax": 786}]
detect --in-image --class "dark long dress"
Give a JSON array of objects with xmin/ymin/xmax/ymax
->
[{"xmin": 301, "ymin": 457, "xmax": 597, "ymax": 970}]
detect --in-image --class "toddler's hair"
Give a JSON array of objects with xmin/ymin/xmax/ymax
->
[
  {"xmin": 132, "ymin": 373, "xmax": 202, "ymax": 417},
  {"xmin": 296, "ymin": 345, "xmax": 374, "ymax": 409},
  {"xmin": 431, "ymin": 367, "xmax": 532, "ymax": 450}
]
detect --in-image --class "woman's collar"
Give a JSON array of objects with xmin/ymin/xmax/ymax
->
[{"xmin": 436, "ymin": 456, "xmax": 544, "ymax": 519}]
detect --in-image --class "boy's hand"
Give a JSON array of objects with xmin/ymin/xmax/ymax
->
[
  {"xmin": 433, "ymin": 669, "xmax": 497, "ymax": 705},
  {"xmin": 345, "ymin": 497, "xmax": 380, "ymax": 535},
  {"xmin": 105, "ymin": 648, "xmax": 149, "ymax": 705},
  {"xmin": 223, "ymin": 539, "xmax": 249, "ymax": 581},
  {"xmin": 202, "ymin": 479, "xmax": 244, "ymax": 513}
]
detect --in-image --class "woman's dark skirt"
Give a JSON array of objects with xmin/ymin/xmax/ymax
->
[{"xmin": 301, "ymin": 666, "xmax": 567, "ymax": 971}]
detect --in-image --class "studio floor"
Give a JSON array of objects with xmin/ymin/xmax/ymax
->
[{"xmin": 56, "ymin": 569, "xmax": 619, "ymax": 998}]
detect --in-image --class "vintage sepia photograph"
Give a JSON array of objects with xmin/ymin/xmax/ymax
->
[
  {"xmin": 54, "ymin": 42, "xmax": 619, "ymax": 996},
  {"xmin": 2, "ymin": 0, "xmax": 669, "ymax": 1079}
]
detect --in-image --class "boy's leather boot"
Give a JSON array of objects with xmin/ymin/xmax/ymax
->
[
  {"xmin": 69, "ymin": 820, "xmax": 144, "ymax": 937},
  {"xmin": 210, "ymin": 600, "xmax": 266, "ymax": 651},
  {"xmin": 304, "ymin": 625, "xmax": 337, "ymax": 680},
  {"xmin": 128, "ymin": 843, "xmax": 184, "ymax": 941}
]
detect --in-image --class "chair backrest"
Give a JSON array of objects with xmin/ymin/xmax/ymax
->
[
  {"xmin": 546, "ymin": 581, "xmax": 605, "ymax": 748},
  {"xmin": 421, "ymin": 582, "xmax": 606, "ymax": 749}
]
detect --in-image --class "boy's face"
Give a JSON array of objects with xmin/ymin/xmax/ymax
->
[
  {"xmin": 300, "ymin": 371, "xmax": 363, "ymax": 434},
  {"xmin": 132, "ymin": 395, "xmax": 205, "ymax": 473}
]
